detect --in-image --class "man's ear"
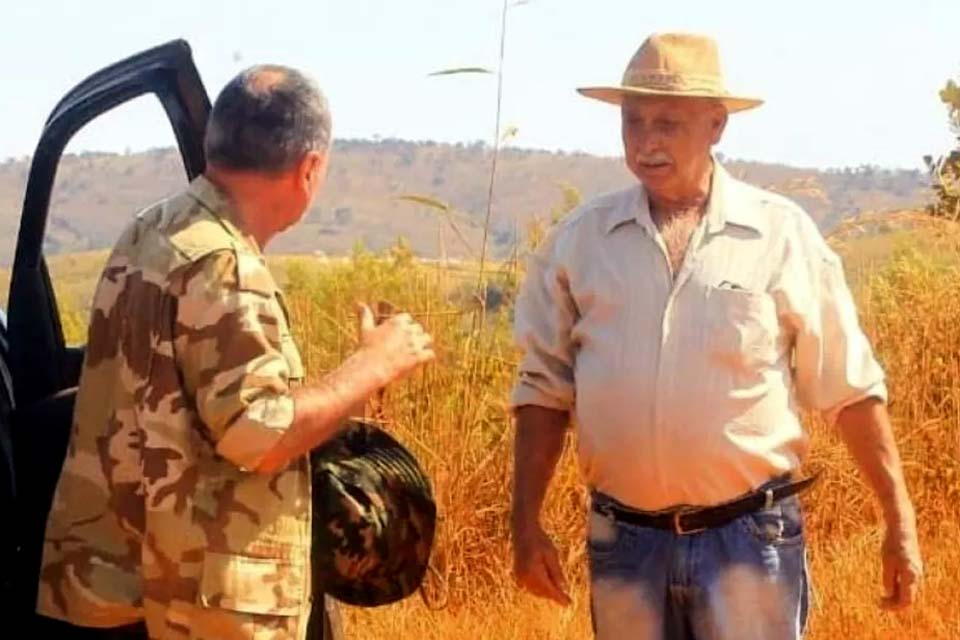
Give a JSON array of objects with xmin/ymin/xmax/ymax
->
[
  {"xmin": 710, "ymin": 105, "xmax": 729, "ymax": 145},
  {"xmin": 298, "ymin": 149, "xmax": 329, "ymax": 194}
]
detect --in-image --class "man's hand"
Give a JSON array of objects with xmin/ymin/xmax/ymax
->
[
  {"xmin": 512, "ymin": 406, "xmax": 570, "ymax": 606},
  {"xmin": 513, "ymin": 520, "xmax": 571, "ymax": 606},
  {"xmin": 252, "ymin": 304, "xmax": 433, "ymax": 475},
  {"xmin": 835, "ymin": 398, "xmax": 923, "ymax": 611},
  {"xmin": 357, "ymin": 303, "xmax": 435, "ymax": 384},
  {"xmin": 880, "ymin": 516, "xmax": 923, "ymax": 610}
]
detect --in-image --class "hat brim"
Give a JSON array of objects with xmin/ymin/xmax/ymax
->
[{"xmin": 577, "ymin": 86, "xmax": 763, "ymax": 113}]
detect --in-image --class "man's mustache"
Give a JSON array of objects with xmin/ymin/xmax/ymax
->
[{"xmin": 635, "ymin": 153, "xmax": 672, "ymax": 165}]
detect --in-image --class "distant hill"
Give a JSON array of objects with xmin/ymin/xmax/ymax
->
[{"xmin": 0, "ymin": 139, "xmax": 931, "ymax": 266}]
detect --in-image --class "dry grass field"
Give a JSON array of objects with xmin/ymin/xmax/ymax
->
[{"xmin": 13, "ymin": 211, "xmax": 958, "ymax": 639}]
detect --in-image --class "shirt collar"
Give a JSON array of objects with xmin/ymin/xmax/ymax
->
[
  {"xmin": 187, "ymin": 175, "xmax": 263, "ymax": 253},
  {"xmin": 704, "ymin": 161, "xmax": 763, "ymax": 235},
  {"xmin": 605, "ymin": 158, "xmax": 763, "ymax": 236},
  {"xmin": 604, "ymin": 186, "xmax": 654, "ymax": 236}
]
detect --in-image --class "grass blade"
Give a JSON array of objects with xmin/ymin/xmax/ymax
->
[{"xmin": 428, "ymin": 67, "xmax": 494, "ymax": 77}]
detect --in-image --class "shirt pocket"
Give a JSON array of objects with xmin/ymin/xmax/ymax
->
[
  {"xmin": 199, "ymin": 550, "xmax": 305, "ymax": 616},
  {"xmin": 704, "ymin": 286, "xmax": 778, "ymax": 373}
]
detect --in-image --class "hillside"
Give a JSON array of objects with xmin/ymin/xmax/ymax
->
[{"xmin": 0, "ymin": 139, "xmax": 931, "ymax": 266}]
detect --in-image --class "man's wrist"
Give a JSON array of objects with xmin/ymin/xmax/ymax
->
[
  {"xmin": 511, "ymin": 507, "xmax": 542, "ymax": 536},
  {"xmin": 348, "ymin": 346, "xmax": 395, "ymax": 391},
  {"xmin": 880, "ymin": 493, "xmax": 917, "ymax": 529}
]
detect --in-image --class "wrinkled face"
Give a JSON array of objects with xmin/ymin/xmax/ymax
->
[{"xmin": 621, "ymin": 95, "xmax": 727, "ymax": 200}]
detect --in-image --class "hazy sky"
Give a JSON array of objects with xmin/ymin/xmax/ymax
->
[{"xmin": 2, "ymin": 0, "xmax": 959, "ymax": 169}]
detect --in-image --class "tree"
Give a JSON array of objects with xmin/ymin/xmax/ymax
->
[{"xmin": 925, "ymin": 78, "xmax": 960, "ymax": 220}]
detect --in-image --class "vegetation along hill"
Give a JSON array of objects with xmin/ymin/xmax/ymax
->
[{"xmin": 0, "ymin": 139, "xmax": 930, "ymax": 267}]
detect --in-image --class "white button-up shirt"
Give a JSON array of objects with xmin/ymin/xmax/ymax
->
[{"xmin": 511, "ymin": 162, "xmax": 886, "ymax": 510}]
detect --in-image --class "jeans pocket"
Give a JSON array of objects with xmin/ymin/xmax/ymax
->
[
  {"xmin": 587, "ymin": 510, "xmax": 623, "ymax": 559},
  {"xmin": 799, "ymin": 550, "xmax": 812, "ymax": 634},
  {"xmin": 739, "ymin": 497, "xmax": 805, "ymax": 547}
]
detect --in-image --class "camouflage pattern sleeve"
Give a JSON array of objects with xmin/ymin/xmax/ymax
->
[{"xmin": 173, "ymin": 249, "xmax": 298, "ymax": 471}]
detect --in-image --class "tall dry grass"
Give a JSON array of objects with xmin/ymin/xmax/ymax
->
[
  {"xmin": 40, "ymin": 228, "xmax": 960, "ymax": 638},
  {"xmin": 273, "ymin": 237, "xmax": 960, "ymax": 639}
]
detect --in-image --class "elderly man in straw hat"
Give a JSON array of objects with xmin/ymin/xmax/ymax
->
[{"xmin": 509, "ymin": 32, "xmax": 923, "ymax": 638}]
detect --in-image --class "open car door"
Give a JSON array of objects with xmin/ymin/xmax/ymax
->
[{"xmin": 3, "ymin": 40, "xmax": 210, "ymax": 630}]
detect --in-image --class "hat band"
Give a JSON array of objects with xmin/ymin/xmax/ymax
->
[{"xmin": 621, "ymin": 70, "xmax": 729, "ymax": 96}]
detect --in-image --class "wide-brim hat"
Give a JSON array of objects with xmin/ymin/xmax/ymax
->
[
  {"xmin": 310, "ymin": 418, "xmax": 437, "ymax": 607},
  {"xmin": 577, "ymin": 32, "xmax": 763, "ymax": 113}
]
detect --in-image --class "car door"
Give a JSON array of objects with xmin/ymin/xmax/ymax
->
[
  {"xmin": 3, "ymin": 39, "xmax": 211, "ymax": 628},
  {"xmin": 0, "ymin": 313, "xmax": 17, "ymax": 604}
]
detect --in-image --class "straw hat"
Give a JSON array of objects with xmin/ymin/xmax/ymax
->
[{"xmin": 578, "ymin": 32, "xmax": 762, "ymax": 113}]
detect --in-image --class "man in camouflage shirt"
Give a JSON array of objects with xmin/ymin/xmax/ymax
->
[{"xmin": 36, "ymin": 66, "xmax": 435, "ymax": 639}]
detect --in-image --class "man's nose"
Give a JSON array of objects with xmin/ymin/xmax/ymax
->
[
  {"xmin": 634, "ymin": 132, "xmax": 662, "ymax": 156},
  {"xmin": 624, "ymin": 120, "xmax": 664, "ymax": 155}
]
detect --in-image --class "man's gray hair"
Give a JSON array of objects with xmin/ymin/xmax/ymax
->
[{"xmin": 204, "ymin": 64, "xmax": 332, "ymax": 172}]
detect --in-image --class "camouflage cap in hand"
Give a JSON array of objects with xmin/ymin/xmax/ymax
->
[{"xmin": 310, "ymin": 418, "xmax": 437, "ymax": 607}]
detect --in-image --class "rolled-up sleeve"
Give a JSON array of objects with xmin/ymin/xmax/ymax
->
[
  {"xmin": 779, "ymin": 227, "xmax": 887, "ymax": 426},
  {"xmin": 174, "ymin": 250, "xmax": 295, "ymax": 470},
  {"xmin": 510, "ymin": 231, "xmax": 578, "ymax": 412}
]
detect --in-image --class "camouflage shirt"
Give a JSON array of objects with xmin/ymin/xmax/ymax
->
[{"xmin": 37, "ymin": 176, "xmax": 316, "ymax": 639}]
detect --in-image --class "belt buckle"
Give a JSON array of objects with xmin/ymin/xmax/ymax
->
[{"xmin": 673, "ymin": 509, "xmax": 707, "ymax": 536}]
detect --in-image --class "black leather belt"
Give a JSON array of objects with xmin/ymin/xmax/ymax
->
[{"xmin": 592, "ymin": 474, "xmax": 819, "ymax": 536}]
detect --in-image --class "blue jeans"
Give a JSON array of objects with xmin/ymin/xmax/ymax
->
[{"xmin": 588, "ymin": 482, "xmax": 810, "ymax": 640}]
